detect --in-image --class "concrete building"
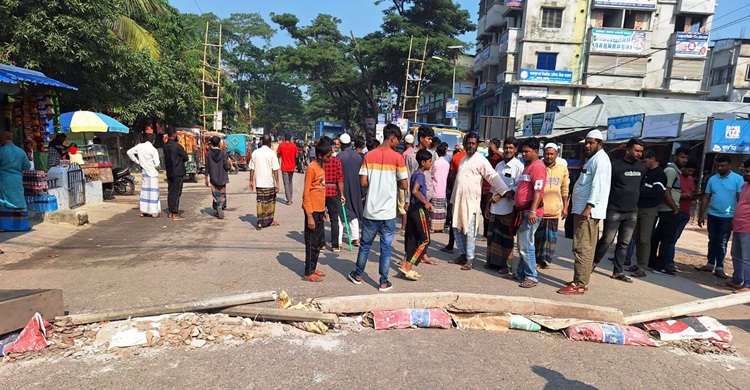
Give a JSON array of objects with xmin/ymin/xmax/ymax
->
[
  {"xmin": 470, "ymin": 0, "xmax": 716, "ymax": 131},
  {"xmin": 417, "ymin": 55, "xmax": 474, "ymax": 131},
  {"xmin": 704, "ymin": 38, "xmax": 750, "ymax": 103}
]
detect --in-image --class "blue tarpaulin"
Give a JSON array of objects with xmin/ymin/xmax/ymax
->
[{"xmin": 0, "ymin": 64, "xmax": 77, "ymax": 90}]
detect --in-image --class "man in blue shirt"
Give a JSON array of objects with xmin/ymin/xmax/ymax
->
[
  {"xmin": 0, "ymin": 130, "xmax": 32, "ymax": 246},
  {"xmin": 696, "ymin": 155, "xmax": 745, "ymax": 279}
]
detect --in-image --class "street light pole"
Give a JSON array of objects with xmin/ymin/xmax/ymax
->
[{"xmin": 450, "ymin": 59, "xmax": 457, "ymax": 127}]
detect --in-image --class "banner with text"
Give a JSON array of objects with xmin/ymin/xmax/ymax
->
[
  {"xmin": 519, "ymin": 68, "xmax": 573, "ymax": 84},
  {"xmin": 593, "ymin": 0, "xmax": 656, "ymax": 9},
  {"xmin": 675, "ymin": 32, "xmax": 709, "ymax": 57},
  {"xmin": 445, "ymin": 98, "xmax": 459, "ymax": 119},
  {"xmin": 523, "ymin": 112, "xmax": 555, "ymax": 136},
  {"xmin": 708, "ymin": 120, "xmax": 750, "ymax": 154},
  {"xmin": 607, "ymin": 114, "xmax": 644, "ymax": 141},
  {"xmin": 642, "ymin": 113, "xmax": 683, "ymax": 138},
  {"xmin": 591, "ymin": 28, "xmax": 647, "ymax": 54}
]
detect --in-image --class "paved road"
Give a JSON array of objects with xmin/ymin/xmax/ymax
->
[{"xmin": 1, "ymin": 172, "xmax": 748, "ymax": 388}]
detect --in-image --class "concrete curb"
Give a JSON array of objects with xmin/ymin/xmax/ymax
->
[{"xmin": 29, "ymin": 210, "xmax": 89, "ymax": 226}]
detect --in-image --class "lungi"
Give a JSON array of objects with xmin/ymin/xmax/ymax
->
[
  {"xmin": 486, "ymin": 213, "xmax": 515, "ymax": 270},
  {"xmin": 211, "ymin": 184, "xmax": 227, "ymax": 210},
  {"xmin": 534, "ymin": 218, "xmax": 559, "ymax": 265},
  {"xmin": 0, "ymin": 205, "xmax": 30, "ymax": 232},
  {"xmin": 256, "ymin": 187, "xmax": 276, "ymax": 227},
  {"xmin": 430, "ymin": 197, "xmax": 447, "ymax": 231},
  {"xmin": 139, "ymin": 173, "xmax": 162, "ymax": 215}
]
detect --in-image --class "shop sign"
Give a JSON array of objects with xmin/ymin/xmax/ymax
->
[
  {"xmin": 593, "ymin": 0, "xmax": 656, "ymax": 10},
  {"xmin": 482, "ymin": 46, "xmax": 491, "ymax": 60},
  {"xmin": 519, "ymin": 68, "xmax": 573, "ymax": 84},
  {"xmin": 499, "ymin": 32, "xmax": 509, "ymax": 56},
  {"xmin": 455, "ymin": 81, "xmax": 474, "ymax": 96},
  {"xmin": 522, "ymin": 112, "xmax": 555, "ymax": 136},
  {"xmin": 641, "ymin": 113, "xmax": 683, "ymax": 138},
  {"xmin": 505, "ymin": 0, "xmax": 523, "ymax": 6},
  {"xmin": 518, "ymin": 86, "xmax": 549, "ymax": 99},
  {"xmin": 674, "ymin": 32, "xmax": 709, "ymax": 57},
  {"xmin": 607, "ymin": 114, "xmax": 644, "ymax": 140},
  {"xmin": 591, "ymin": 28, "xmax": 647, "ymax": 54},
  {"xmin": 708, "ymin": 120, "xmax": 750, "ymax": 154}
]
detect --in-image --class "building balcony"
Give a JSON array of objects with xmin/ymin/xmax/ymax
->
[
  {"xmin": 473, "ymin": 43, "xmax": 503, "ymax": 74},
  {"xmin": 676, "ymin": 0, "xmax": 716, "ymax": 15},
  {"xmin": 707, "ymin": 83, "xmax": 731, "ymax": 100},
  {"xmin": 473, "ymin": 81, "xmax": 498, "ymax": 98},
  {"xmin": 477, "ymin": 1, "xmax": 507, "ymax": 38}
]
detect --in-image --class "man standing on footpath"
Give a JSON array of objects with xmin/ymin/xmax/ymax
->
[
  {"xmin": 397, "ymin": 134, "xmax": 415, "ymax": 233},
  {"xmin": 649, "ymin": 147, "xmax": 690, "ymax": 276},
  {"xmin": 301, "ymin": 141, "xmax": 332, "ymax": 282},
  {"xmin": 672, "ymin": 158, "xmax": 698, "ymax": 247},
  {"xmin": 337, "ymin": 134, "xmax": 363, "ymax": 247},
  {"xmin": 486, "ymin": 137, "xmax": 524, "ymax": 273},
  {"xmin": 558, "ymin": 130, "xmax": 611, "ymax": 295},
  {"xmin": 729, "ymin": 159, "xmax": 750, "ymax": 293},
  {"xmin": 249, "ymin": 134, "xmax": 281, "ymax": 230},
  {"xmin": 591, "ymin": 138, "xmax": 645, "ymax": 283},
  {"xmin": 439, "ymin": 145, "xmax": 467, "ymax": 254},
  {"xmin": 449, "ymin": 132, "xmax": 512, "ymax": 271},
  {"xmin": 0, "ymin": 131, "xmax": 31, "ymax": 241},
  {"xmin": 163, "ymin": 128, "xmax": 190, "ymax": 221},
  {"xmin": 127, "ymin": 134, "xmax": 162, "ymax": 218},
  {"xmin": 534, "ymin": 143, "xmax": 569, "ymax": 269},
  {"xmin": 322, "ymin": 136, "xmax": 345, "ymax": 252},
  {"xmin": 276, "ymin": 134, "xmax": 298, "ymax": 206},
  {"xmin": 404, "ymin": 126, "xmax": 437, "ymax": 265},
  {"xmin": 627, "ymin": 149, "xmax": 666, "ymax": 277},
  {"xmin": 696, "ymin": 155, "xmax": 745, "ymax": 279},
  {"xmin": 508, "ymin": 137, "xmax": 546, "ymax": 288},
  {"xmin": 348, "ymin": 124, "xmax": 408, "ymax": 292}
]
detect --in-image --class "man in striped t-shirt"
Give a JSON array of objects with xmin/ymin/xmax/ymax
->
[{"xmin": 348, "ymin": 124, "xmax": 408, "ymax": 292}]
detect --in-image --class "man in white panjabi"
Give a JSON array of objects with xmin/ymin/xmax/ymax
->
[{"xmin": 127, "ymin": 133, "xmax": 162, "ymax": 217}]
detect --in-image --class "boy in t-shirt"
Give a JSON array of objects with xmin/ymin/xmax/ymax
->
[
  {"xmin": 399, "ymin": 149, "xmax": 434, "ymax": 280},
  {"xmin": 302, "ymin": 141, "xmax": 332, "ymax": 282}
]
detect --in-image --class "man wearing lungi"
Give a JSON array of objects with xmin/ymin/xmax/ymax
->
[
  {"xmin": 249, "ymin": 134, "xmax": 280, "ymax": 230},
  {"xmin": 127, "ymin": 134, "xmax": 162, "ymax": 218},
  {"xmin": 486, "ymin": 137, "xmax": 524, "ymax": 273}
]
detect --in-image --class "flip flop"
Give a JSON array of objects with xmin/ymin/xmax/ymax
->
[
  {"xmin": 421, "ymin": 259, "xmax": 438, "ymax": 266},
  {"xmin": 270, "ymin": 221, "xmax": 280, "ymax": 226},
  {"xmin": 611, "ymin": 274, "xmax": 633, "ymax": 283},
  {"xmin": 399, "ymin": 267, "xmax": 418, "ymax": 281}
]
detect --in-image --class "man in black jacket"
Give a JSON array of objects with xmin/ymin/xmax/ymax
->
[
  {"xmin": 163, "ymin": 128, "xmax": 189, "ymax": 220},
  {"xmin": 627, "ymin": 149, "xmax": 667, "ymax": 277}
]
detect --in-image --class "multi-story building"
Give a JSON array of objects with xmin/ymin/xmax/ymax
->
[
  {"xmin": 470, "ymin": 0, "xmax": 716, "ymax": 131},
  {"xmin": 704, "ymin": 38, "xmax": 750, "ymax": 103},
  {"xmin": 417, "ymin": 55, "xmax": 474, "ymax": 131}
]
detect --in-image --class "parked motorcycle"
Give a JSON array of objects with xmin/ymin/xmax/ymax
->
[
  {"xmin": 110, "ymin": 167, "xmax": 135, "ymax": 196},
  {"xmin": 296, "ymin": 151, "xmax": 308, "ymax": 173}
]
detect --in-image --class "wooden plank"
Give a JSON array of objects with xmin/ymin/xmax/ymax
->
[
  {"xmin": 623, "ymin": 293, "xmax": 750, "ymax": 325},
  {"xmin": 0, "ymin": 289, "xmax": 64, "ymax": 334},
  {"xmin": 313, "ymin": 292, "xmax": 624, "ymax": 324},
  {"xmin": 55, "ymin": 291, "xmax": 277, "ymax": 325},
  {"xmin": 219, "ymin": 305, "xmax": 339, "ymax": 324}
]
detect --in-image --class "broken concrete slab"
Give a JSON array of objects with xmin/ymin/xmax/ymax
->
[
  {"xmin": 28, "ymin": 210, "xmax": 89, "ymax": 226},
  {"xmin": 0, "ymin": 289, "xmax": 64, "ymax": 334}
]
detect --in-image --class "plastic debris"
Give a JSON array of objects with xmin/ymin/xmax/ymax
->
[
  {"xmin": 372, "ymin": 309, "xmax": 453, "ymax": 330},
  {"xmin": 510, "ymin": 314, "xmax": 542, "ymax": 332},
  {"xmin": 564, "ymin": 322, "xmax": 658, "ymax": 347}
]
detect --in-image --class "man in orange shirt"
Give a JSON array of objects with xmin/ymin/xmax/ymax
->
[
  {"xmin": 302, "ymin": 140, "xmax": 332, "ymax": 282},
  {"xmin": 277, "ymin": 134, "xmax": 299, "ymax": 205}
]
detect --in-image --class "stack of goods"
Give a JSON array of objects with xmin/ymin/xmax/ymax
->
[
  {"xmin": 82, "ymin": 145, "xmax": 112, "ymax": 167},
  {"xmin": 7, "ymin": 91, "xmax": 61, "ymax": 160},
  {"xmin": 23, "ymin": 170, "xmax": 58, "ymax": 212}
]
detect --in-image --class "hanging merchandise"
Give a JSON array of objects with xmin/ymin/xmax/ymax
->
[{"xmin": 7, "ymin": 91, "xmax": 60, "ymax": 160}]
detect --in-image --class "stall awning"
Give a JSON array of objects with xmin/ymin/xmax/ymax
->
[{"xmin": 0, "ymin": 64, "xmax": 77, "ymax": 90}]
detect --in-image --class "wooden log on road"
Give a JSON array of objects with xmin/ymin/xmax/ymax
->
[
  {"xmin": 55, "ymin": 291, "xmax": 278, "ymax": 325},
  {"xmin": 313, "ymin": 292, "xmax": 624, "ymax": 324},
  {"xmin": 219, "ymin": 305, "xmax": 339, "ymax": 324},
  {"xmin": 623, "ymin": 293, "xmax": 750, "ymax": 325}
]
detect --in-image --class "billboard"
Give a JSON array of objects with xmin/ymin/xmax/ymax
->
[
  {"xmin": 607, "ymin": 114, "xmax": 644, "ymax": 141},
  {"xmin": 455, "ymin": 81, "xmax": 473, "ymax": 96},
  {"xmin": 642, "ymin": 113, "xmax": 683, "ymax": 138},
  {"xmin": 445, "ymin": 98, "xmax": 458, "ymax": 119},
  {"xmin": 707, "ymin": 120, "xmax": 750, "ymax": 154},
  {"xmin": 591, "ymin": 28, "xmax": 647, "ymax": 54},
  {"xmin": 674, "ymin": 32, "xmax": 710, "ymax": 57},
  {"xmin": 518, "ymin": 86, "xmax": 548, "ymax": 99},
  {"xmin": 519, "ymin": 68, "xmax": 573, "ymax": 84},
  {"xmin": 505, "ymin": 0, "xmax": 523, "ymax": 6},
  {"xmin": 522, "ymin": 112, "xmax": 555, "ymax": 136},
  {"xmin": 593, "ymin": 0, "xmax": 656, "ymax": 9}
]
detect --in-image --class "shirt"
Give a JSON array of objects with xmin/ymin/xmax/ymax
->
[
  {"xmin": 734, "ymin": 183, "xmax": 750, "ymax": 233},
  {"xmin": 408, "ymin": 171, "xmax": 427, "ymax": 213},
  {"xmin": 515, "ymin": 159, "xmax": 546, "ymax": 215},
  {"xmin": 47, "ymin": 140, "xmax": 66, "ymax": 168},
  {"xmin": 705, "ymin": 171, "xmax": 744, "ymax": 218},
  {"xmin": 402, "ymin": 147, "xmax": 413, "ymax": 159},
  {"xmin": 608, "ymin": 158, "xmax": 646, "ymax": 213},
  {"xmin": 0, "ymin": 143, "xmax": 31, "ymax": 209},
  {"xmin": 302, "ymin": 160, "xmax": 326, "ymax": 214},
  {"xmin": 542, "ymin": 162, "xmax": 570, "ymax": 219},
  {"xmin": 432, "ymin": 157, "xmax": 450, "ymax": 199},
  {"xmin": 277, "ymin": 141, "xmax": 298, "ymax": 172},
  {"xmin": 163, "ymin": 139, "xmax": 189, "ymax": 178},
  {"xmin": 490, "ymin": 158, "xmax": 524, "ymax": 216},
  {"xmin": 571, "ymin": 148, "xmax": 611, "ymax": 220},
  {"xmin": 126, "ymin": 141, "xmax": 160, "ymax": 177},
  {"xmin": 450, "ymin": 151, "xmax": 467, "ymax": 173},
  {"xmin": 451, "ymin": 153, "xmax": 511, "ymax": 234},
  {"xmin": 249, "ymin": 145, "xmax": 280, "ymax": 188},
  {"xmin": 360, "ymin": 147, "xmax": 408, "ymax": 220},
  {"xmin": 679, "ymin": 174, "xmax": 695, "ymax": 214},
  {"xmin": 324, "ymin": 156, "xmax": 343, "ymax": 197},
  {"xmin": 639, "ymin": 167, "xmax": 667, "ymax": 209},
  {"xmin": 658, "ymin": 163, "xmax": 682, "ymax": 212},
  {"xmin": 405, "ymin": 147, "xmax": 434, "ymax": 199}
]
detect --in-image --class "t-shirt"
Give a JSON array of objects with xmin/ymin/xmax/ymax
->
[
  {"xmin": 679, "ymin": 174, "xmax": 695, "ymax": 214},
  {"xmin": 490, "ymin": 158, "xmax": 524, "ymax": 216},
  {"xmin": 432, "ymin": 157, "xmax": 450, "ymax": 199},
  {"xmin": 277, "ymin": 141, "xmax": 298, "ymax": 172},
  {"xmin": 482, "ymin": 154, "xmax": 502, "ymax": 194},
  {"xmin": 514, "ymin": 159, "xmax": 546, "ymax": 215},
  {"xmin": 360, "ymin": 147, "xmax": 408, "ymax": 220},
  {"xmin": 249, "ymin": 145, "xmax": 280, "ymax": 188},
  {"xmin": 658, "ymin": 163, "xmax": 682, "ymax": 213},
  {"xmin": 608, "ymin": 158, "xmax": 646, "ymax": 213},
  {"xmin": 706, "ymin": 171, "xmax": 744, "ymax": 218},
  {"xmin": 302, "ymin": 161, "xmax": 326, "ymax": 214},
  {"xmin": 734, "ymin": 183, "xmax": 750, "ymax": 233},
  {"xmin": 408, "ymin": 171, "xmax": 427, "ymax": 213},
  {"xmin": 450, "ymin": 151, "xmax": 466, "ymax": 173}
]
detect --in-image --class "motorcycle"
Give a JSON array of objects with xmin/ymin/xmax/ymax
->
[
  {"xmin": 109, "ymin": 167, "xmax": 135, "ymax": 196},
  {"xmin": 296, "ymin": 150, "xmax": 308, "ymax": 173}
]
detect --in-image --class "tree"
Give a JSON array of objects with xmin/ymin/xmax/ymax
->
[{"xmin": 109, "ymin": 0, "xmax": 167, "ymax": 59}]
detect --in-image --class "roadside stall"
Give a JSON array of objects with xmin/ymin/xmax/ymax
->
[{"xmin": 174, "ymin": 127, "xmax": 201, "ymax": 182}]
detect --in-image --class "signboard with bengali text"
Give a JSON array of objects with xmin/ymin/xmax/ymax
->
[
  {"xmin": 675, "ymin": 32, "xmax": 709, "ymax": 57},
  {"xmin": 519, "ymin": 68, "xmax": 573, "ymax": 84},
  {"xmin": 707, "ymin": 120, "xmax": 750, "ymax": 154},
  {"xmin": 593, "ymin": 0, "xmax": 656, "ymax": 9},
  {"xmin": 607, "ymin": 114, "xmax": 644, "ymax": 141},
  {"xmin": 591, "ymin": 28, "xmax": 647, "ymax": 54},
  {"xmin": 641, "ymin": 113, "xmax": 683, "ymax": 138}
]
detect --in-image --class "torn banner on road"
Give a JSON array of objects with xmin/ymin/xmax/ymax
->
[
  {"xmin": 373, "ymin": 309, "xmax": 453, "ymax": 330},
  {"xmin": 641, "ymin": 316, "xmax": 732, "ymax": 343},
  {"xmin": 0, "ymin": 313, "xmax": 52, "ymax": 356},
  {"xmin": 564, "ymin": 323, "xmax": 658, "ymax": 347}
]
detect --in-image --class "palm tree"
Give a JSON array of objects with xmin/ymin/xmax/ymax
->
[{"xmin": 109, "ymin": 0, "xmax": 166, "ymax": 59}]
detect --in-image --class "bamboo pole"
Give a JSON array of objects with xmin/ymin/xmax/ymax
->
[{"xmin": 623, "ymin": 293, "xmax": 750, "ymax": 325}]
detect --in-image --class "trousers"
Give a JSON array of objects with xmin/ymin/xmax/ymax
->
[{"xmin": 167, "ymin": 175, "xmax": 184, "ymax": 214}]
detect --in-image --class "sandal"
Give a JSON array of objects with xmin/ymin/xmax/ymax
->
[
  {"xmin": 270, "ymin": 221, "xmax": 280, "ymax": 226},
  {"xmin": 440, "ymin": 246, "xmax": 454, "ymax": 254},
  {"xmin": 611, "ymin": 274, "xmax": 633, "ymax": 283},
  {"xmin": 448, "ymin": 255, "xmax": 467, "ymax": 265},
  {"xmin": 421, "ymin": 258, "xmax": 438, "ymax": 266},
  {"xmin": 733, "ymin": 287, "xmax": 750, "ymax": 294},
  {"xmin": 631, "ymin": 269, "xmax": 647, "ymax": 278},
  {"xmin": 625, "ymin": 265, "xmax": 639, "ymax": 273},
  {"xmin": 460, "ymin": 261, "xmax": 473, "ymax": 270},
  {"xmin": 400, "ymin": 268, "xmax": 419, "ymax": 281},
  {"xmin": 255, "ymin": 223, "xmax": 263, "ymax": 230},
  {"xmin": 519, "ymin": 280, "xmax": 538, "ymax": 288}
]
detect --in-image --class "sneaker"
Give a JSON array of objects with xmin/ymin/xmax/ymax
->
[
  {"xmin": 347, "ymin": 271, "xmax": 362, "ymax": 285},
  {"xmin": 378, "ymin": 281, "xmax": 393, "ymax": 292},
  {"xmin": 651, "ymin": 269, "xmax": 676, "ymax": 276}
]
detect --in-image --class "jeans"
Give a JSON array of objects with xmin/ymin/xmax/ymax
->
[
  {"xmin": 650, "ymin": 211, "xmax": 678, "ymax": 270},
  {"xmin": 706, "ymin": 215, "xmax": 733, "ymax": 270},
  {"xmin": 325, "ymin": 196, "xmax": 341, "ymax": 248},
  {"xmin": 635, "ymin": 207, "xmax": 659, "ymax": 269},
  {"xmin": 354, "ymin": 218, "xmax": 396, "ymax": 286},
  {"xmin": 594, "ymin": 209, "xmax": 637, "ymax": 275},
  {"xmin": 281, "ymin": 171, "xmax": 294, "ymax": 203},
  {"xmin": 304, "ymin": 212, "xmax": 325, "ymax": 275},
  {"xmin": 626, "ymin": 238, "xmax": 635, "ymax": 262},
  {"xmin": 454, "ymin": 214, "xmax": 477, "ymax": 260},
  {"xmin": 664, "ymin": 211, "xmax": 691, "ymax": 265},
  {"xmin": 515, "ymin": 212, "xmax": 541, "ymax": 282},
  {"xmin": 731, "ymin": 232, "xmax": 750, "ymax": 288},
  {"xmin": 167, "ymin": 175, "xmax": 184, "ymax": 214}
]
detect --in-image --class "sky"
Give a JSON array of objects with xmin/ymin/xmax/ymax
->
[{"xmin": 170, "ymin": 0, "xmax": 749, "ymax": 46}]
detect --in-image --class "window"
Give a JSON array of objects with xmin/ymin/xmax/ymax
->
[
  {"xmin": 623, "ymin": 11, "xmax": 650, "ymax": 30},
  {"xmin": 675, "ymin": 14, "xmax": 707, "ymax": 33},
  {"xmin": 724, "ymin": 67, "xmax": 734, "ymax": 84},
  {"xmin": 601, "ymin": 9, "xmax": 623, "ymax": 28},
  {"xmin": 542, "ymin": 8, "xmax": 563, "ymax": 29},
  {"xmin": 546, "ymin": 99, "xmax": 566, "ymax": 112},
  {"xmin": 746, "ymin": 65, "xmax": 750, "ymax": 81},
  {"xmin": 537, "ymin": 53, "xmax": 558, "ymax": 70},
  {"xmin": 711, "ymin": 69, "xmax": 724, "ymax": 86}
]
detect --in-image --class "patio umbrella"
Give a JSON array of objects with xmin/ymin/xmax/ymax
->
[{"xmin": 56, "ymin": 111, "xmax": 129, "ymax": 133}]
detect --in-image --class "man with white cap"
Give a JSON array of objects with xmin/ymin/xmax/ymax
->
[
  {"xmin": 534, "ymin": 142, "xmax": 569, "ymax": 269},
  {"xmin": 558, "ymin": 129, "xmax": 611, "ymax": 295},
  {"xmin": 337, "ymin": 133, "xmax": 364, "ymax": 247}
]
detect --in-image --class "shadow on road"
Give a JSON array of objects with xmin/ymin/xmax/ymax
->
[{"xmin": 531, "ymin": 366, "xmax": 598, "ymax": 390}]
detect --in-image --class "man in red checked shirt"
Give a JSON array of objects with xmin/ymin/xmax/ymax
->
[
  {"xmin": 323, "ymin": 137, "xmax": 346, "ymax": 252},
  {"xmin": 276, "ymin": 134, "xmax": 299, "ymax": 205}
]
